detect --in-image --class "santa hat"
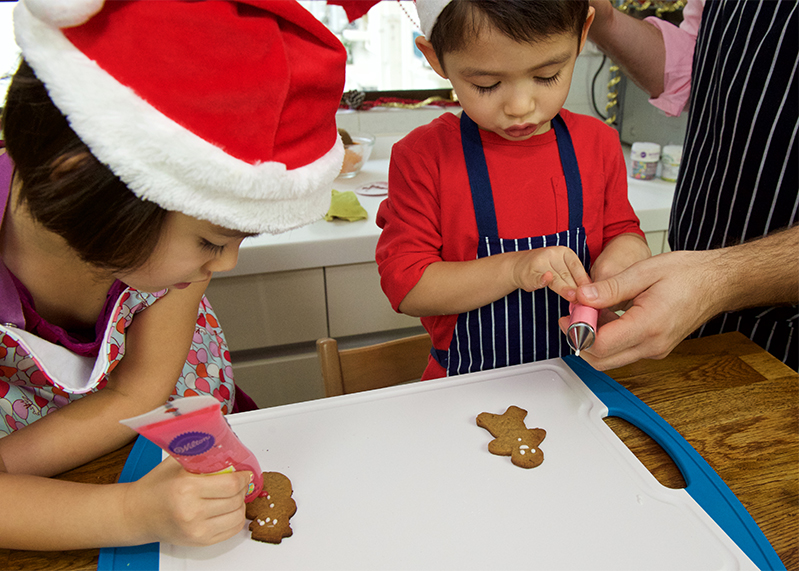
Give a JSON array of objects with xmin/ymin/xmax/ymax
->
[
  {"xmin": 13, "ymin": 0, "xmax": 347, "ymax": 235},
  {"xmin": 415, "ymin": 0, "xmax": 453, "ymax": 38}
]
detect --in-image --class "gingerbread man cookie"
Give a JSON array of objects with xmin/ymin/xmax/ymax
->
[
  {"xmin": 245, "ymin": 472, "xmax": 297, "ymax": 544},
  {"xmin": 476, "ymin": 405, "xmax": 546, "ymax": 469}
]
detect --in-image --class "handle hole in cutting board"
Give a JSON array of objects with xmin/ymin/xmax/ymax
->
[{"xmin": 604, "ymin": 416, "xmax": 687, "ymax": 489}]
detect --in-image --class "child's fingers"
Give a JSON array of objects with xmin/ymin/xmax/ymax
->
[
  {"xmin": 205, "ymin": 509, "xmax": 250, "ymax": 545},
  {"xmin": 197, "ymin": 470, "xmax": 252, "ymax": 500},
  {"xmin": 547, "ymin": 250, "xmax": 591, "ymax": 296},
  {"xmin": 171, "ymin": 500, "xmax": 247, "ymax": 546}
]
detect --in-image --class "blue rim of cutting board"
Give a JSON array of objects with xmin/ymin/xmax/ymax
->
[
  {"xmin": 563, "ymin": 355, "xmax": 784, "ymax": 571},
  {"xmin": 97, "ymin": 435, "xmax": 161, "ymax": 571},
  {"xmin": 99, "ymin": 359, "xmax": 785, "ymax": 571}
]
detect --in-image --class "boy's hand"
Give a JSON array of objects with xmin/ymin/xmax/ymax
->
[
  {"xmin": 510, "ymin": 246, "xmax": 591, "ymax": 300},
  {"xmin": 582, "ymin": 233, "xmax": 651, "ymax": 312},
  {"xmin": 124, "ymin": 456, "xmax": 251, "ymax": 546}
]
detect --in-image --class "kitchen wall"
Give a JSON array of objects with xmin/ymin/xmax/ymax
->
[{"xmin": 336, "ymin": 49, "xmax": 625, "ymax": 154}]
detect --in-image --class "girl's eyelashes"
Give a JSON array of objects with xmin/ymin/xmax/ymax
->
[{"xmin": 200, "ymin": 238, "xmax": 225, "ymax": 256}]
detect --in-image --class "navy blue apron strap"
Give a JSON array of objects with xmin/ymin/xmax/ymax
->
[
  {"xmin": 431, "ymin": 346, "xmax": 448, "ymax": 368},
  {"xmin": 460, "ymin": 112, "xmax": 499, "ymax": 238},
  {"xmin": 551, "ymin": 114, "xmax": 583, "ymax": 229}
]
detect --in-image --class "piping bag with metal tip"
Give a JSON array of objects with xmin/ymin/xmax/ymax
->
[
  {"xmin": 120, "ymin": 395, "xmax": 263, "ymax": 502},
  {"xmin": 567, "ymin": 303, "xmax": 598, "ymax": 357}
]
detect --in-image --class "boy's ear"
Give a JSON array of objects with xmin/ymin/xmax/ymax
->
[
  {"xmin": 578, "ymin": 6, "xmax": 596, "ymax": 54},
  {"xmin": 415, "ymin": 36, "xmax": 448, "ymax": 79}
]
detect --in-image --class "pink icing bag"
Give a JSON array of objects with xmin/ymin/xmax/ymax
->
[{"xmin": 120, "ymin": 396, "xmax": 263, "ymax": 502}]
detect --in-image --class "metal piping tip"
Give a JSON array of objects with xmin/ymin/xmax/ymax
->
[{"xmin": 568, "ymin": 323, "xmax": 595, "ymax": 355}]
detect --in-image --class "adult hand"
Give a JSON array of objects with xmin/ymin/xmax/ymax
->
[{"xmin": 559, "ymin": 250, "xmax": 721, "ymax": 370}]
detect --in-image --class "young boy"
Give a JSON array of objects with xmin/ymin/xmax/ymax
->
[{"xmin": 376, "ymin": 0, "xmax": 650, "ymax": 379}]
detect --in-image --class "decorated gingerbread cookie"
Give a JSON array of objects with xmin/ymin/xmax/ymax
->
[
  {"xmin": 245, "ymin": 472, "xmax": 297, "ymax": 544},
  {"xmin": 476, "ymin": 405, "xmax": 546, "ymax": 469}
]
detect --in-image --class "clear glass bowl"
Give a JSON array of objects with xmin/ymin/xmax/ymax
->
[{"xmin": 338, "ymin": 133, "xmax": 375, "ymax": 179}]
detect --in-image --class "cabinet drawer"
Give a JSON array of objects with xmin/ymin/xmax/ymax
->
[
  {"xmin": 644, "ymin": 231, "xmax": 667, "ymax": 255},
  {"xmin": 326, "ymin": 262, "xmax": 420, "ymax": 337},
  {"xmin": 206, "ymin": 269, "xmax": 328, "ymax": 351},
  {"xmin": 231, "ymin": 351, "xmax": 324, "ymax": 408}
]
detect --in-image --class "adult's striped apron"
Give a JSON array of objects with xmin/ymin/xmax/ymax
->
[
  {"xmin": 670, "ymin": 0, "xmax": 798, "ymax": 369},
  {"xmin": 432, "ymin": 112, "xmax": 591, "ymax": 376}
]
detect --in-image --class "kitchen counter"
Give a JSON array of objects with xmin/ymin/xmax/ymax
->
[{"xmin": 216, "ymin": 155, "xmax": 676, "ymax": 278}]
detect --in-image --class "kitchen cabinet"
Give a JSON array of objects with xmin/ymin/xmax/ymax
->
[
  {"xmin": 205, "ymin": 269, "xmax": 328, "ymax": 352},
  {"xmin": 644, "ymin": 230, "xmax": 671, "ymax": 255},
  {"xmin": 326, "ymin": 262, "xmax": 419, "ymax": 337},
  {"xmin": 205, "ymin": 262, "xmax": 423, "ymax": 409}
]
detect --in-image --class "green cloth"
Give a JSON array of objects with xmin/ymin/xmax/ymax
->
[{"xmin": 324, "ymin": 189, "xmax": 368, "ymax": 222}]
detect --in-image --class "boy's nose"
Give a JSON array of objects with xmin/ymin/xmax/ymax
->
[{"xmin": 504, "ymin": 89, "xmax": 535, "ymax": 120}]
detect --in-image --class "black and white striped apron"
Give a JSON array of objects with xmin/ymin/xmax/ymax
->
[
  {"xmin": 432, "ymin": 112, "xmax": 591, "ymax": 376},
  {"xmin": 669, "ymin": 0, "xmax": 798, "ymax": 369}
]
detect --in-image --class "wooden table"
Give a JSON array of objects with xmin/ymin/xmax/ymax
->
[{"xmin": 2, "ymin": 332, "xmax": 797, "ymax": 571}]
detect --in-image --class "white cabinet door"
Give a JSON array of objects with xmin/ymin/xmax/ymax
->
[
  {"xmin": 231, "ymin": 351, "xmax": 325, "ymax": 408},
  {"xmin": 205, "ymin": 269, "xmax": 328, "ymax": 351},
  {"xmin": 326, "ymin": 262, "xmax": 420, "ymax": 337}
]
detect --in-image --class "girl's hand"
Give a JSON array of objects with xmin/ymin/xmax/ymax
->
[
  {"xmin": 510, "ymin": 246, "xmax": 591, "ymax": 300},
  {"xmin": 124, "ymin": 456, "xmax": 252, "ymax": 546}
]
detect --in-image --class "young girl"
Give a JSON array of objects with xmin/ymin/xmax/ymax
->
[{"xmin": 0, "ymin": 0, "xmax": 345, "ymax": 549}]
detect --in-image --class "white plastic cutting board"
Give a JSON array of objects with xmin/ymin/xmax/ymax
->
[{"xmin": 159, "ymin": 359, "xmax": 757, "ymax": 570}]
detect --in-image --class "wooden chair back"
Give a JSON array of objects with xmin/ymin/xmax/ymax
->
[{"xmin": 316, "ymin": 333, "xmax": 432, "ymax": 397}]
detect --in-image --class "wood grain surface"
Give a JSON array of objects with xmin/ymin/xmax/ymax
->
[{"xmin": 2, "ymin": 332, "xmax": 796, "ymax": 571}]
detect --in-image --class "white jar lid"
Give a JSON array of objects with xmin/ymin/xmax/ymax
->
[
  {"xmin": 631, "ymin": 142, "xmax": 661, "ymax": 161},
  {"xmin": 662, "ymin": 144, "xmax": 683, "ymax": 162}
]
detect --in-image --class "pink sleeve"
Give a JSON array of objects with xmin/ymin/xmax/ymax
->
[{"xmin": 645, "ymin": 0, "xmax": 704, "ymax": 117}]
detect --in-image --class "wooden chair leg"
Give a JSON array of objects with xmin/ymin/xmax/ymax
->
[{"xmin": 317, "ymin": 338, "xmax": 345, "ymax": 397}]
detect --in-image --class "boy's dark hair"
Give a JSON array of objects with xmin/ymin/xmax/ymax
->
[
  {"xmin": 1, "ymin": 59, "xmax": 167, "ymax": 272},
  {"xmin": 429, "ymin": 0, "xmax": 589, "ymax": 65}
]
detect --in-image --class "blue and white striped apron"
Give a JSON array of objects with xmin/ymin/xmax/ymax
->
[{"xmin": 432, "ymin": 112, "xmax": 591, "ymax": 376}]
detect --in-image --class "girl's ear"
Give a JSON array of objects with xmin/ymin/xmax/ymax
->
[
  {"xmin": 578, "ymin": 6, "xmax": 596, "ymax": 54},
  {"xmin": 415, "ymin": 36, "xmax": 448, "ymax": 79}
]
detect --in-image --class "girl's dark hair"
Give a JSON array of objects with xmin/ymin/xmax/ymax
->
[
  {"xmin": 429, "ymin": 0, "xmax": 589, "ymax": 65},
  {"xmin": 1, "ymin": 58, "xmax": 167, "ymax": 272}
]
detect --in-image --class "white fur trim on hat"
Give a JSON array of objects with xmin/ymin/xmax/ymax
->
[
  {"xmin": 415, "ymin": 0, "xmax": 453, "ymax": 38},
  {"xmin": 13, "ymin": 2, "xmax": 344, "ymax": 235},
  {"xmin": 24, "ymin": 0, "xmax": 104, "ymax": 28}
]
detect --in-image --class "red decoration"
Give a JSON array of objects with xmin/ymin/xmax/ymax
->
[{"xmin": 328, "ymin": 0, "xmax": 382, "ymax": 22}]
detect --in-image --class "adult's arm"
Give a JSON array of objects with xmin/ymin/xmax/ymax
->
[
  {"xmin": 588, "ymin": 0, "xmax": 703, "ymax": 116},
  {"xmin": 587, "ymin": 0, "xmax": 667, "ymax": 97},
  {"xmin": 566, "ymin": 226, "xmax": 799, "ymax": 370}
]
